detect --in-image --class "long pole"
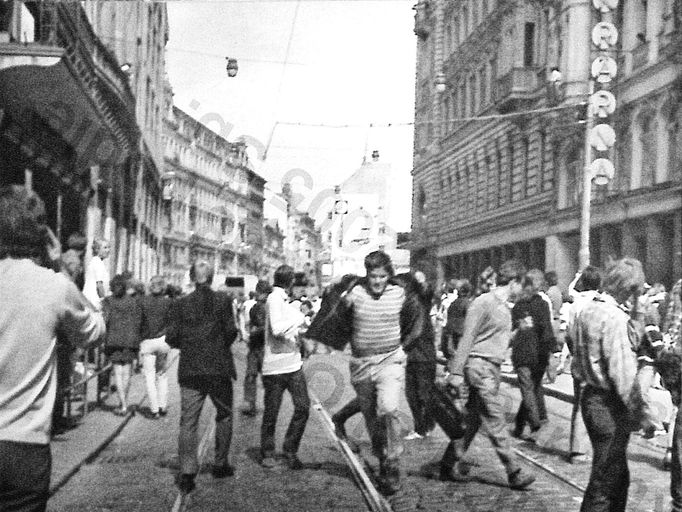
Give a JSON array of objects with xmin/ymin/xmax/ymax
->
[{"xmin": 578, "ymin": 80, "xmax": 595, "ymax": 270}]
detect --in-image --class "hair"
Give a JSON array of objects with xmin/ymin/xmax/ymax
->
[
  {"xmin": 545, "ymin": 270, "xmax": 558, "ymax": 287},
  {"xmin": 248, "ymin": 291, "xmax": 256, "ymax": 299},
  {"xmin": 190, "ymin": 260, "xmax": 214, "ymax": 285},
  {"xmin": 0, "ymin": 185, "xmax": 48, "ymax": 260},
  {"xmin": 300, "ymin": 299, "xmax": 313, "ymax": 311},
  {"xmin": 273, "ymin": 264, "xmax": 295, "ymax": 289},
  {"xmin": 66, "ymin": 232, "xmax": 87, "ymax": 251},
  {"xmin": 602, "ymin": 258, "xmax": 646, "ymax": 304},
  {"xmin": 92, "ymin": 238, "xmax": 109, "ymax": 254},
  {"xmin": 523, "ymin": 269, "xmax": 546, "ymax": 294},
  {"xmin": 478, "ymin": 266, "xmax": 497, "ymax": 292},
  {"xmin": 457, "ymin": 278, "xmax": 473, "ymax": 297},
  {"xmin": 577, "ymin": 265, "xmax": 602, "ymax": 292},
  {"xmin": 110, "ymin": 274, "xmax": 128, "ymax": 298},
  {"xmin": 364, "ymin": 250, "xmax": 394, "ymax": 276},
  {"xmin": 255, "ymin": 279, "xmax": 273, "ymax": 296},
  {"xmin": 497, "ymin": 259, "xmax": 526, "ymax": 286}
]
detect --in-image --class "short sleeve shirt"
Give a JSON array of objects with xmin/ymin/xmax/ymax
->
[{"xmin": 83, "ymin": 256, "xmax": 109, "ymax": 309}]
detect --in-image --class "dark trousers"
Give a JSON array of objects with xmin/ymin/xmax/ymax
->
[
  {"xmin": 671, "ymin": 403, "xmax": 682, "ymax": 511},
  {"xmin": 243, "ymin": 347, "xmax": 263, "ymax": 407},
  {"xmin": 179, "ymin": 377, "xmax": 233, "ymax": 475},
  {"xmin": 405, "ymin": 361, "xmax": 436, "ymax": 435},
  {"xmin": 514, "ymin": 365, "xmax": 546, "ymax": 433},
  {"xmin": 0, "ymin": 440, "xmax": 51, "ymax": 512},
  {"xmin": 580, "ymin": 386, "xmax": 631, "ymax": 512},
  {"xmin": 261, "ymin": 369, "xmax": 310, "ymax": 457}
]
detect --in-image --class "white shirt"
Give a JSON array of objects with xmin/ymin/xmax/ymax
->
[
  {"xmin": 262, "ymin": 286, "xmax": 305, "ymax": 376},
  {"xmin": 83, "ymin": 255, "xmax": 109, "ymax": 310}
]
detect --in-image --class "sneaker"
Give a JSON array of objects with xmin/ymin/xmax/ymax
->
[
  {"xmin": 284, "ymin": 452, "xmax": 303, "ymax": 470},
  {"xmin": 404, "ymin": 431, "xmax": 423, "ymax": 440},
  {"xmin": 176, "ymin": 473, "xmax": 196, "ymax": 494},
  {"xmin": 261, "ymin": 456, "xmax": 282, "ymax": 469},
  {"xmin": 508, "ymin": 468, "xmax": 535, "ymax": 490},
  {"xmin": 331, "ymin": 414, "xmax": 347, "ymax": 440},
  {"xmin": 212, "ymin": 464, "xmax": 235, "ymax": 478}
]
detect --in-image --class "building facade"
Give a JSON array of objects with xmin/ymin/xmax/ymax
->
[
  {"xmin": 262, "ymin": 219, "xmax": 287, "ymax": 279},
  {"xmin": 161, "ymin": 106, "xmax": 266, "ymax": 289},
  {"xmin": 0, "ymin": 1, "xmax": 139, "ymax": 278},
  {"xmin": 84, "ymin": 1, "xmax": 169, "ymax": 281},
  {"xmin": 286, "ymin": 209, "xmax": 323, "ymax": 291},
  {"xmin": 411, "ymin": 0, "xmax": 682, "ymax": 290}
]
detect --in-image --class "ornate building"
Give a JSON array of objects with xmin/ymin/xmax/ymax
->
[
  {"xmin": 286, "ymin": 209, "xmax": 323, "ymax": 291},
  {"xmin": 411, "ymin": 0, "xmax": 682, "ymax": 289},
  {"xmin": 263, "ymin": 218, "xmax": 287, "ymax": 280},
  {"xmin": 0, "ymin": 1, "xmax": 139, "ymax": 277},
  {"xmin": 161, "ymin": 106, "xmax": 266, "ymax": 288}
]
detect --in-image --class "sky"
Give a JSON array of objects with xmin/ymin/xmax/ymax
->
[{"xmin": 165, "ymin": 0, "xmax": 417, "ymax": 232}]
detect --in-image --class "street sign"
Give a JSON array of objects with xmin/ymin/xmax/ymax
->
[
  {"xmin": 592, "ymin": 22, "xmax": 618, "ymax": 50},
  {"xmin": 591, "ymin": 55, "xmax": 618, "ymax": 83},
  {"xmin": 592, "ymin": 0, "xmax": 619, "ymax": 13},
  {"xmin": 589, "ymin": 124, "xmax": 616, "ymax": 151},
  {"xmin": 589, "ymin": 90, "xmax": 617, "ymax": 118}
]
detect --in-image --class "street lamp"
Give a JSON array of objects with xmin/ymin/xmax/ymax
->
[{"xmin": 225, "ymin": 57, "xmax": 239, "ymax": 78}]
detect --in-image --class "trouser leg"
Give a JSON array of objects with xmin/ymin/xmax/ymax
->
[
  {"xmin": 179, "ymin": 385, "xmax": 207, "ymax": 475},
  {"xmin": 142, "ymin": 352, "xmax": 159, "ymax": 413},
  {"xmin": 515, "ymin": 366, "xmax": 541, "ymax": 431},
  {"xmin": 354, "ymin": 378, "xmax": 382, "ymax": 458},
  {"xmin": 261, "ymin": 374, "xmax": 286, "ymax": 457},
  {"xmin": 282, "ymin": 369, "xmax": 310, "ymax": 455},
  {"xmin": 0, "ymin": 441, "xmax": 51, "ymax": 512},
  {"xmin": 243, "ymin": 349, "xmax": 261, "ymax": 407},
  {"xmin": 375, "ymin": 360, "xmax": 406, "ymax": 463},
  {"xmin": 671, "ymin": 404, "xmax": 682, "ymax": 511},
  {"xmin": 209, "ymin": 379, "xmax": 233, "ymax": 467}
]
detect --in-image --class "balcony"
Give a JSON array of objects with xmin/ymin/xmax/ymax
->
[
  {"xmin": 493, "ymin": 67, "xmax": 541, "ymax": 113},
  {"xmin": 0, "ymin": 1, "xmax": 138, "ymax": 169}
]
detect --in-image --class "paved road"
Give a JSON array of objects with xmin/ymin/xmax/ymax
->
[{"xmin": 48, "ymin": 342, "xmax": 674, "ymax": 511}]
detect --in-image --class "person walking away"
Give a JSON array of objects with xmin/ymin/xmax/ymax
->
[
  {"xmin": 572, "ymin": 258, "xmax": 645, "ymax": 512},
  {"xmin": 102, "ymin": 274, "xmax": 143, "ymax": 416},
  {"xmin": 260, "ymin": 265, "xmax": 310, "ymax": 470},
  {"xmin": 240, "ymin": 280, "xmax": 271, "ymax": 416},
  {"xmin": 404, "ymin": 271, "xmax": 437, "ymax": 440},
  {"xmin": 444, "ymin": 259, "xmax": 535, "ymax": 489},
  {"xmin": 510, "ymin": 269, "xmax": 555, "ymax": 442},
  {"xmin": 83, "ymin": 239, "xmax": 111, "ymax": 310},
  {"xmin": 442, "ymin": 279, "xmax": 473, "ymax": 359},
  {"xmin": 564, "ymin": 266, "xmax": 602, "ymax": 464},
  {"xmin": 167, "ymin": 260, "xmax": 239, "ymax": 493},
  {"xmin": 341, "ymin": 251, "xmax": 423, "ymax": 494},
  {"xmin": 0, "ymin": 185, "xmax": 105, "ymax": 511},
  {"xmin": 139, "ymin": 275, "xmax": 172, "ymax": 419}
]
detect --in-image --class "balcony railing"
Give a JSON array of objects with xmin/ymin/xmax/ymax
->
[{"xmin": 493, "ymin": 67, "xmax": 540, "ymax": 112}]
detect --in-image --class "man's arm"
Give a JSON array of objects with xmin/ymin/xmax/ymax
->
[
  {"xmin": 268, "ymin": 294, "xmax": 304, "ymax": 338},
  {"xmin": 165, "ymin": 299, "xmax": 182, "ymax": 349},
  {"xmin": 447, "ymin": 297, "xmax": 485, "ymax": 376},
  {"xmin": 60, "ymin": 278, "xmax": 105, "ymax": 349},
  {"xmin": 400, "ymin": 292, "xmax": 424, "ymax": 352},
  {"xmin": 602, "ymin": 309, "xmax": 638, "ymax": 406}
]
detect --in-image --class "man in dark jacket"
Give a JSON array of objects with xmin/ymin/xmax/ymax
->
[
  {"xmin": 240, "ymin": 279, "xmax": 271, "ymax": 416},
  {"xmin": 167, "ymin": 260, "xmax": 239, "ymax": 494}
]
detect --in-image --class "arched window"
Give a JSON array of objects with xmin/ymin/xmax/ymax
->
[
  {"xmin": 638, "ymin": 111, "xmax": 656, "ymax": 187},
  {"xmin": 561, "ymin": 143, "xmax": 581, "ymax": 210}
]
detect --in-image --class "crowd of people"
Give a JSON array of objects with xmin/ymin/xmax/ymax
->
[{"xmin": 2, "ymin": 183, "xmax": 682, "ymax": 512}]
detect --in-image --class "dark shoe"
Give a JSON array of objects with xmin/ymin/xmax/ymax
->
[
  {"xmin": 158, "ymin": 408, "xmax": 168, "ymax": 417},
  {"xmin": 663, "ymin": 448, "xmax": 672, "ymax": 471},
  {"xmin": 379, "ymin": 460, "xmax": 401, "ymax": 495},
  {"xmin": 284, "ymin": 452, "xmax": 303, "ymax": 470},
  {"xmin": 508, "ymin": 468, "xmax": 535, "ymax": 490},
  {"xmin": 439, "ymin": 461, "xmax": 472, "ymax": 482},
  {"xmin": 212, "ymin": 464, "xmax": 235, "ymax": 478},
  {"xmin": 332, "ymin": 414, "xmax": 347, "ymax": 440},
  {"xmin": 176, "ymin": 473, "xmax": 196, "ymax": 494},
  {"xmin": 240, "ymin": 404, "xmax": 257, "ymax": 416}
]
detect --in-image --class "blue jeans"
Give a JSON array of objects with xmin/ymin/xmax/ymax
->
[
  {"xmin": 261, "ymin": 369, "xmax": 310, "ymax": 457},
  {"xmin": 243, "ymin": 348, "xmax": 263, "ymax": 407},
  {"xmin": 0, "ymin": 440, "xmax": 51, "ymax": 512},
  {"xmin": 514, "ymin": 365, "xmax": 545, "ymax": 433},
  {"xmin": 179, "ymin": 376, "xmax": 233, "ymax": 474}
]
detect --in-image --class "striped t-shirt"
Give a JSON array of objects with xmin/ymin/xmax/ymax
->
[{"xmin": 349, "ymin": 283, "xmax": 405, "ymax": 357}]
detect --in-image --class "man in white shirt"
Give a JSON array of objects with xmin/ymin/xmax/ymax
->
[
  {"xmin": 260, "ymin": 265, "xmax": 310, "ymax": 470},
  {"xmin": 83, "ymin": 239, "xmax": 111, "ymax": 310}
]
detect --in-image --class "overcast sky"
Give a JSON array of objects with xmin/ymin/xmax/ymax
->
[{"xmin": 165, "ymin": 0, "xmax": 416, "ymax": 232}]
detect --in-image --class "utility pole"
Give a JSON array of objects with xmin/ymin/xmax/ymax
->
[{"xmin": 579, "ymin": 80, "xmax": 595, "ymax": 270}]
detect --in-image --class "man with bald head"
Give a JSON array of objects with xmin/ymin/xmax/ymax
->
[{"xmin": 166, "ymin": 260, "xmax": 239, "ymax": 494}]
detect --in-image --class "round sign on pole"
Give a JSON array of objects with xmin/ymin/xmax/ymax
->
[
  {"xmin": 592, "ymin": 0, "xmax": 619, "ymax": 13},
  {"xmin": 591, "ymin": 55, "xmax": 618, "ymax": 83},
  {"xmin": 590, "ymin": 158, "xmax": 615, "ymax": 185},
  {"xmin": 589, "ymin": 90, "xmax": 617, "ymax": 118},
  {"xmin": 589, "ymin": 124, "xmax": 617, "ymax": 151},
  {"xmin": 592, "ymin": 22, "xmax": 619, "ymax": 50}
]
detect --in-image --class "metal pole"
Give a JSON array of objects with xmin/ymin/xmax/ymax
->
[{"xmin": 578, "ymin": 80, "xmax": 595, "ymax": 270}]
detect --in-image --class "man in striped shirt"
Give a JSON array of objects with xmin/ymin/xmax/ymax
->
[{"xmin": 346, "ymin": 251, "xmax": 423, "ymax": 495}]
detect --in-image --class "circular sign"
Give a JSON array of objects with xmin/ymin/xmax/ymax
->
[
  {"xmin": 591, "ymin": 55, "xmax": 618, "ymax": 83},
  {"xmin": 590, "ymin": 158, "xmax": 615, "ymax": 185},
  {"xmin": 333, "ymin": 199, "xmax": 349, "ymax": 215},
  {"xmin": 592, "ymin": 22, "xmax": 619, "ymax": 50},
  {"xmin": 593, "ymin": 0, "xmax": 619, "ymax": 13},
  {"xmin": 589, "ymin": 124, "xmax": 617, "ymax": 151},
  {"xmin": 589, "ymin": 90, "xmax": 617, "ymax": 118}
]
